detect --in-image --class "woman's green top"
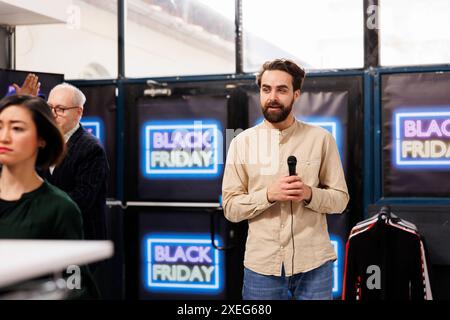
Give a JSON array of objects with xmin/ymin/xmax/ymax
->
[
  {"xmin": 0, "ymin": 180, "xmax": 82, "ymax": 239},
  {"xmin": 0, "ymin": 180, "xmax": 99, "ymax": 299}
]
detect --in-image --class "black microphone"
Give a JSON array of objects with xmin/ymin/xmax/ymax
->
[{"xmin": 287, "ymin": 156, "xmax": 297, "ymax": 176}]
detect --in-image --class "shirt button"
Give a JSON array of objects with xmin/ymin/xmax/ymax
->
[
  {"xmin": 280, "ymin": 245, "xmax": 284, "ymax": 249},
  {"xmin": 281, "ymin": 224, "xmax": 284, "ymax": 228}
]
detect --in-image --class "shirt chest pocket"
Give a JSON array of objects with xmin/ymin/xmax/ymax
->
[{"xmin": 298, "ymin": 158, "xmax": 321, "ymax": 186}]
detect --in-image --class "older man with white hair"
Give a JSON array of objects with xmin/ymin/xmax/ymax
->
[{"xmin": 44, "ymin": 82, "xmax": 109, "ymax": 241}]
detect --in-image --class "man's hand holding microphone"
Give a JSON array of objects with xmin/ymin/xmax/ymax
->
[{"xmin": 266, "ymin": 156, "xmax": 312, "ymax": 203}]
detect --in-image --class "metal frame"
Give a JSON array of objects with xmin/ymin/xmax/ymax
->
[
  {"xmin": 1, "ymin": 25, "xmax": 16, "ymax": 69},
  {"xmin": 235, "ymin": 0, "xmax": 243, "ymax": 74},
  {"xmin": 126, "ymin": 201, "xmax": 220, "ymax": 208},
  {"xmin": 3, "ymin": 0, "xmax": 421, "ymax": 80},
  {"xmin": 8, "ymin": 25, "xmax": 15, "ymax": 69},
  {"xmin": 362, "ymin": 68, "xmax": 375, "ymax": 216},
  {"xmin": 370, "ymin": 65, "xmax": 450, "ymax": 211},
  {"xmin": 8, "ymin": 1, "xmax": 450, "ymax": 213},
  {"xmin": 67, "ymin": 1, "xmax": 450, "ymax": 216},
  {"xmin": 118, "ymin": 0, "xmax": 125, "ymax": 78},
  {"xmin": 363, "ymin": 0, "xmax": 379, "ymax": 68}
]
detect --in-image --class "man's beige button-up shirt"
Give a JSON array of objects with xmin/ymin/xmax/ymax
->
[{"xmin": 222, "ymin": 120, "xmax": 349, "ymax": 276}]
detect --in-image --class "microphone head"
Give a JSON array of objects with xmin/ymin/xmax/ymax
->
[
  {"xmin": 287, "ymin": 156, "xmax": 297, "ymax": 166},
  {"xmin": 287, "ymin": 156, "xmax": 297, "ymax": 176}
]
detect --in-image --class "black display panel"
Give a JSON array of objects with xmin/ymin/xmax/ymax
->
[
  {"xmin": 381, "ymin": 72, "xmax": 450, "ymax": 197},
  {"xmin": 77, "ymin": 85, "xmax": 117, "ymax": 198},
  {"xmin": 125, "ymin": 207, "xmax": 229, "ymax": 300},
  {"xmin": 0, "ymin": 68, "xmax": 63, "ymax": 99},
  {"xmin": 130, "ymin": 95, "xmax": 228, "ymax": 202}
]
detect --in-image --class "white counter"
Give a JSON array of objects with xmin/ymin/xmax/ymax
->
[{"xmin": 0, "ymin": 240, "xmax": 114, "ymax": 288}]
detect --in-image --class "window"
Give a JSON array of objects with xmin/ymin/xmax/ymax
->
[
  {"xmin": 125, "ymin": 0, "xmax": 235, "ymax": 77},
  {"xmin": 16, "ymin": 0, "xmax": 117, "ymax": 79},
  {"xmin": 380, "ymin": 0, "xmax": 450, "ymax": 66},
  {"xmin": 242, "ymin": 0, "xmax": 364, "ymax": 72}
]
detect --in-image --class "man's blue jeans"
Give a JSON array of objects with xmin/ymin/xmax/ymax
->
[{"xmin": 242, "ymin": 260, "xmax": 334, "ymax": 300}]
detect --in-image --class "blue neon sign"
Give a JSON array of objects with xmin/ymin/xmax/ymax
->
[
  {"xmin": 330, "ymin": 234, "xmax": 343, "ymax": 298},
  {"xmin": 7, "ymin": 85, "xmax": 15, "ymax": 95},
  {"xmin": 393, "ymin": 108, "xmax": 450, "ymax": 168},
  {"xmin": 143, "ymin": 234, "xmax": 223, "ymax": 294},
  {"xmin": 81, "ymin": 116, "xmax": 104, "ymax": 145},
  {"xmin": 141, "ymin": 120, "xmax": 222, "ymax": 179}
]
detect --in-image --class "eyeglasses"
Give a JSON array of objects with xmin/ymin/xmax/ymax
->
[{"xmin": 48, "ymin": 105, "xmax": 80, "ymax": 116}]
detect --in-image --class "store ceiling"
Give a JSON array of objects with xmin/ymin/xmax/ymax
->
[{"xmin": 0, "ymin": 0, "xmax": 68, "ymax": 26}]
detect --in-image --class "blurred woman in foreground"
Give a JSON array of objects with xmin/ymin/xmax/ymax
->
[{"xmin": 0, "ymin": 95, "xmax": 98, "ymax": 299}]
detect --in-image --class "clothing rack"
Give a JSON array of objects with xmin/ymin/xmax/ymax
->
[
  {"xmin": 343, "ymin": 205, "xmax": 433, "ymax": 300},
  {"xmin": 377, "ymin": 205, "xmax": 392, "ymax": 222}
]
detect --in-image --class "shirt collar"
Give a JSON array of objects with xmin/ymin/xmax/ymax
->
[
  {"xmin": 261, "ymin": 118, "xmax": 298, "ymax": 137},
  {"xmin": 64, "ymin": 123, "xmax": 80, "ymax": 143}
]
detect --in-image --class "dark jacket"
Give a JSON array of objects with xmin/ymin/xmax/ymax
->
[
  {"xmin": 42, "ymin": 124, "xmax": 109, "ymax": 240},
  {"xmin": 343, "ymin": 220, "xmax": 427, "ymax": 300}
]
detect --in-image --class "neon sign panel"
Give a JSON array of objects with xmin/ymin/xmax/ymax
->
[
  {"xmin": 394, "ymin": 109, "xmax": 450, "ymax": 167},
  {"xmin": 142, "ymin": 120, "xmax": 221, "ymax": 178},
  {"xmin": 144, "ymin": 235, "xmax": 223, "ymax": 293},
  {"xmin": 81, "ymin": 116, "xmax": 104, "ymax": 145}
]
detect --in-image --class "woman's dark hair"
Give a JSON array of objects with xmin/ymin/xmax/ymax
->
[
  {"xmin": 0, "ymin": 95, "xmax": 65, "ymax": 169},
  {"xmin": 256, "ymin": 58, "xmax": 306, "ymax": 92}
]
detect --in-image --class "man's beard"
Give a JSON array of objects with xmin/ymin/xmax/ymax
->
[{"xmin": 261, "ymin": 99, "xmax": 293, "ymax": 123}]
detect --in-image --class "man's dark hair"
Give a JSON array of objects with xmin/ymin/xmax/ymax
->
[
  {"xmin": 256, "ymin": 58, "xmax": 306, "ymax": 91},
  {"xmin": 0, "ymin": 95, "xmax": 65, "ymax": 169}
]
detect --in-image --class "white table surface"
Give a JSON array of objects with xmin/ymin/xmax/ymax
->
[{"xmin": 0, "ymin": 240, "xmax": 114, "ymax": 288}]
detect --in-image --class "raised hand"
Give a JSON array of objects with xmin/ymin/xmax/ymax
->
[{"xmin": 12, "ymin": 73, "xmax": 40, "ymax": 96}]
